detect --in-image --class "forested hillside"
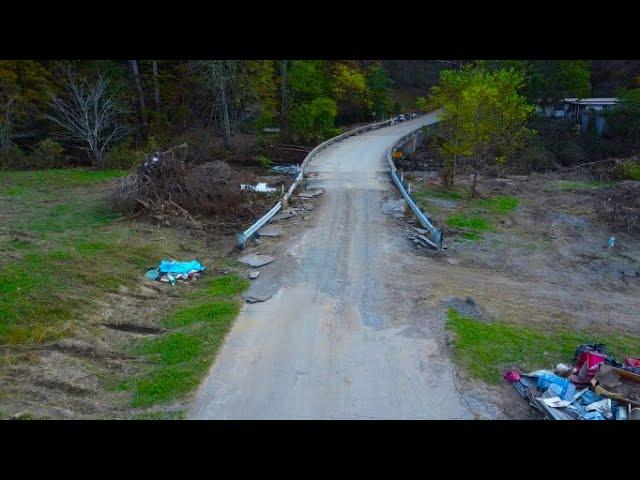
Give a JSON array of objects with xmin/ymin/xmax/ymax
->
[{"xmin": 0, "ymin": 60, "xmax": 400, "ymax": 171}]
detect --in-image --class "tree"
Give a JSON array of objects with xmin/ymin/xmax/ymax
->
[
  {"xmin": 290, "ymin": 96, "xmax": 337, "ymax": 143},
  {"xmin": 429, "ymin": 67, "xmax": 534, "ymax": 194},
  {"xmin": 606, "ymin": 88, "xmax": 640, "ymax": 147},
  {"xmin": 366, "ymin": 65, "xmax": 393, "ymax": 119},
  {"xmin": 152, "ymin": 60, "xmax": 161, "ymax": 109},
  {"xmin": 479, "ymin": 60, "xmax": 592, "ymax": 106},
  {"xmin": 0, "ymin": 60, "xmax": 51, "ymax": 157},
  {"xmin": 47, "ymin": 69, "xmax": 128, "ymax": 168},
  {"xmin": 128, "ymin": 60, "xmax": 148, "ymax": 140}
]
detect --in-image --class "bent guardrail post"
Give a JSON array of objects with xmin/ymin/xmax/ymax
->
[{"xmin": 236, "ymin": 118, "xmax": 395, "ymax": 249}]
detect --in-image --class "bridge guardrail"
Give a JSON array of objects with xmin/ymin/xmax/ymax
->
[
  {"xmin": 386, "ymin": 123, "xmax": 443, "ymax": 249},
  {"xmin": 236, "ymin": 117, "xmax": 397, "ymax": 249}
]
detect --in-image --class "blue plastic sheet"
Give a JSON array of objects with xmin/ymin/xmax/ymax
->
[
  {"xmin": 146, "ymin": 259, "xmax": 206, "ymax": 286},
  {"xmin": 158, "ymin": 260, "xmax": 206, "ymax": 275}
]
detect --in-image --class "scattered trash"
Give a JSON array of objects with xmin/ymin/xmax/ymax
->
[
  {"xmin": 555, "ymin": 363, "xmax": 573, "ymax": 377},
  {"xmin": 257, "ymin": 225, "xmax": 283, "ymax": 237},
  {"xmin": 249, "ymin": 271, "xmax": 260, "ymax": 280},
  {"xmin": 238, "ymin": 253, "xmax": 275, "ymax": 268},
  {"xmin": 146, "ymin": 259, "xmax": 206, "ymax": 286},
  {"xmin": 241, "ymin": 182, "xmax": 277, "ymax": 193},
  {"xmin": 505, "ymin": 343, "xmax": 640, "ymax": 420},
  {"xmin": 608, "ymin": 236, "xmax": 616, "ymax": 248},
  {"xmin": 503, "ymin": 371, "xmax": 521, "ymax": 383}
]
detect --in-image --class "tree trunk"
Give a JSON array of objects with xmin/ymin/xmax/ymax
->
[
  {"xmin": 128, "ymin": 60, "xmax": 148, "ymax": 140},
  {"xmin": 152, "ymin": 61, "xmax": 161, "ymax": 109},
  {"xmin": 279, "ymin": 60, "xmax": 289, "ymax": 140},
  {"xmin": 220, "ymin": 84, "xmax": 231, "ymax": 149}
]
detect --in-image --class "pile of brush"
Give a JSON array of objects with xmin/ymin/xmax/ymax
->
[{"xmin": 109, "ymin": 144, "xmax": 281, "ymax": 226}]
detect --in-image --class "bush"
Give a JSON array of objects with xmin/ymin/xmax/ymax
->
[
  {"xmin": 513, "ymin": 141, "xmax": 556, "ymax": 173},
  {"xmin": 0, "ymin": 145, "xmax": 27, "ymax": 169},
  {"xmin": 618, "ymin": 161, "xmax": 640, "ymax": 180},
  {"xmin": 256, "ymin": 154, "xmax": 272, "ymax": 169},
  {"xmin": 28, "ymin": 138, "xmax": 65, "ymax": 169},
  {"xmin": 290, "ymin": 97, "xmax": 338, "ymax": 144},
  {"xmin": 104, "ymin": 138, "xmax": 139, "ymax": 170}
]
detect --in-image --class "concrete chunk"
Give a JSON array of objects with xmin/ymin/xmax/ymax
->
[
  {"xmin": 238, "ymin": 254, "xmax": 275, "ymax": 268},
  {"xmin": 257, "ymin": 225, "xmax": 283, "ymax": 237}
]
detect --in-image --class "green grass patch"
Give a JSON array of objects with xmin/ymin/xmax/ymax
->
[
  {"xmin": 0, "ymin": 168, "xmax": 167, "ymax": 345},
  {"xmin": 0, "ymin": 168, "xmax": 128, "ymax": 196},
  {"xmin": 446, "ymin": 213, "xmax": 491, "ymax": 232},
  {"xmin": 446, "ymin": 308, "xmax": 640, "ymax": 384},
  {"xmin": 130, "ymin": 274, "xmax": 248, "ymax": 408},
  {"xmin": 444, "ymin": 194, "xmax": 519, "ymax": 241},
  {"xmin": 198, "ymin": 274, "xmax": 250, "ymax": 298},
  {"xmin": 131, "ymin": 410, "xmax": 186, "ymax": 420},
  {"xmin": 554, "ymin": 180, "xmax": 611, "ymax": 191},
  {"xmin": 473, "ymin": 195, "xmax": 519, "ymax": 214}
]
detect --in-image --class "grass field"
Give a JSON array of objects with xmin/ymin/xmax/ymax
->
[{"xmin": 1, "ymin": 168, "xmax": 248, "ymax": 419}]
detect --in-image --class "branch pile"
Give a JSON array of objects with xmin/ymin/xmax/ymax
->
[{"xmin": 109, "ymin": 144, "xmax": 281, "ymax": 225}]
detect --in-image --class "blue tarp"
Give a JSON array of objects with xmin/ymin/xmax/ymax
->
[{"xmin": 146, "ymin": 259, "xmax": 206, "ymax": 285}]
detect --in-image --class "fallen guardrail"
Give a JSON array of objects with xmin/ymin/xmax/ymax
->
[
  {"xmin": 387, "ymin": 124, "xmax": 443, "ymax": 250},
  {"xmin": 237, "ymin": 117, "xmax": 398, "ymax": 249}
]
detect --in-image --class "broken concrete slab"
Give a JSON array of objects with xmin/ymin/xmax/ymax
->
[
  {"xmin": 272, "ymin": 208, "xmax": 300, "ymax": 222},
  {"xmin": 257, "ymin": 225, "xmax": 283, "ymax": 237},
  {"xmin": 297, "ymin": 189, "xmax": 324, "ymax": 199},
  {"xmin": 249, "ymin": 271, "xmax": 260, "ymax": 280},
  {"xmin": 245, "ymin": 293, "xmax": 272, "ymax": 303},
  {"xmin": 238, "ymin": 253, "xmax": 275, "ymax": 268}
]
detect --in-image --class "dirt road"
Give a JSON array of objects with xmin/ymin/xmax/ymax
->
[{"xmin": 189, "ymin": 114, "xmax": 474, "ymax": 419}]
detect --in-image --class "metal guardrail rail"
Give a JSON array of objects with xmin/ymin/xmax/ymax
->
[
  {"xmin": 236, "ymin": 117, "xmax": 396, "ymax": 249},
  {"xmin": 386, "ymin": 125, "xmax": 443, "ymax": 249}
]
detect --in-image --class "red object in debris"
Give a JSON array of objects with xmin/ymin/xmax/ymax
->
[
  {"xmin": 503, "ymin": 371, "xmax": 521, "ymax": 383},
  {"xmin": 625, "ymin": 356, "xmax": 640, "ymax": 367},
  {"xmin": 572, "ymin": 351, "xmax": 607, "ymax": 383}
]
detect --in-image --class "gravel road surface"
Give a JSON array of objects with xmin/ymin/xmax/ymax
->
[{"xmin": 189, "ymin": 113, "xmax": 474, "ymax": 419}]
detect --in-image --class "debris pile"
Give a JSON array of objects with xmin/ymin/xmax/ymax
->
[
  {"xmin": 109, "ymin": 145, "xmax": 285, "ymax": 224},
  {"xmin": 145, "ymin": 259, "xmax": 206, "ymax": 286},
  {"xmin": 505, "ymin": 343, "xmax": 640, "ymax": 420}
]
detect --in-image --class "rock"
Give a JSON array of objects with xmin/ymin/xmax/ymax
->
[
  {"xmin": 249, "ymin": 271, "xmax": 260, "ymax": 280},
  {"xmin": 257, "ymin": 225, "xmax": 283, "ymax": 237},
  {"xmin": 238, "ymin": 254, "xmax": 275, "ymax": 268},
  {"xmin": 245, "ymin": 293, "xmax": 272, "ymax": 303}
]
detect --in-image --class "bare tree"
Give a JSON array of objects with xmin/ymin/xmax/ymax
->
[
  {"xmin": 152, "ymin": 61, "xmax": 161, "ymax": 109},
  {"xmin": 47, "ymin": 71, "xmax": 127, "ymax": 168},
  {"xmin": 128, "ymin": 60, "xmax": 148, "ymax": 139},
  {"xmin": 199, "ymin": 60, "xmax": 238, "ymax": 149}
]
